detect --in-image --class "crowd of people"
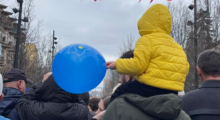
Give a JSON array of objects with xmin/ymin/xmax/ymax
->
[{"xmin": 0, "ymin": 3, "xmax": 220, "ymax": 120}]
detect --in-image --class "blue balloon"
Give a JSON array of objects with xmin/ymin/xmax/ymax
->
[{"xmin": 52, "ymin": 44, "xmax": 107, "ymax": 94}]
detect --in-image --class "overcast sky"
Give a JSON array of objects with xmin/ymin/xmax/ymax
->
[
  {"xmin": 4, "ymin": 0, "xmax": 192, "ymax": 90},
  {"xmin": 5, "ymin": 0, "xmax": 192, "ymax": 62}
]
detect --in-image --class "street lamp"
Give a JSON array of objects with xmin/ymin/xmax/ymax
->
[
  {"xmin": 17, "ymin": 0, "xmax": 23, "ymax": 3},
  {"xmin": 12, "ymin": 8, "xmax": 19, "ymax": 13},
  {"xmin": 188, "ymin": 4, "xmax": 194, "ymax": 10},
  {"xmin": 188, "ymin": 0, "xmax": 198, "ymax": 89},
  {"xmin": 22, "ymin": 17, "xmax": 29, "ymax": 22},
  {"xmin": 187, "ymin": 21, "xmax": 193, "ymax": 26},
  {"xmin": 52, "ymin": 30, "xmax": 58, "ymax": 60},
  {"xmin": 12, "ymin": 0, "xmax": 29, "ymax": 68}
]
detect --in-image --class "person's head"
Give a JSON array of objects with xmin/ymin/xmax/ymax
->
[
  {"xmin": 197, "ymin": 50, "xmax": 220, "ymax": 82},
  {"xmin": 3, "ymin": 68, "xmax": 33, "ymax": 93},
  {"xmin": 96, "ymin": 95, "xmax": 111, "ymax": 114},
  {"xmin": 78, "ymin": 92, "xmax": 90, "ymax": 106},
  {"xmin": 36, "ymin": 74, "xmax": 79, "ymax": 103},
  {"xmin": 0, "ymin": 74, "xmax": 4, "ymax": 101},
  {"xmin": 119, "ymin": 50, "xmax": 135, "ymax": 84},
  {"xmin": 89, "ymin": 97, "xmax": 100, "ymax": 112},
  {"xmin": 120, "ymin": 50, "xmax": 134, "ymax": 59}
]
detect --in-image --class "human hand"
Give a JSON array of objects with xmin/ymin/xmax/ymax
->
[
  {"xmin": 106, "ymin": 61, "xmax": 116, "ymax": 70},
  {"xmin": 42, "ymin": 72, "xmax": 52, "ymax": 82},
  {"xmin": 93, "ymin": 110, "xmax": 106, "ymax": 120}
]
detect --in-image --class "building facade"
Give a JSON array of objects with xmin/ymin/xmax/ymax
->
[
  {"xmin": 0, "ymin": 4, "xmax": 26, "ymax": 72},
  {"xmin": 24, "ymin": 43, "xmax": 38, "ymax": 69}
]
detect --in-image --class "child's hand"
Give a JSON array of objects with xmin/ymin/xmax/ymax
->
[{"xmin": 106, "ymin": 61, "xmax": 116, "ymax": 70}]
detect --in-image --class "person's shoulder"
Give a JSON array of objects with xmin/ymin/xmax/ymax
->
[
  {"xmin": 3, "ymin": 87, "xmax": 23, "ymax": 96},
  {"xmin": 111, "ymin": 96, "xmax": 125, "ymax": 105},
  {"xmin": 175, "ymin": 110, "xmax": 191, "ymax": 120},
  {"xmin": 89, "ymin": 111, "xmax": 96, "ymax": 118},
  {"xmin": 108, "ymin": 95, "xmax": 130, "ymax": 111},
  {"xmin": 182, "ymin": 89, "xmax": 201, "ymax": 101}
]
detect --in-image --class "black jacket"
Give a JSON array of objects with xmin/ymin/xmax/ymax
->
[
  {"xmin": 182, "ymin": 80, "xmax": 220, "ymax": 120},
  {"xmin": 15, "ymin": 75, "xmax": 91, "ymax": 120},
  {"xmin": 90, "ymin": 111, "xmax": 96, "ymax": 117},
  {"xmin": 111, "ymin": 80, "xmax": 177, "ymax": 102},
  {"xmin": 0, "ymin": 87, "xmax": 22, "ymax": 120}
]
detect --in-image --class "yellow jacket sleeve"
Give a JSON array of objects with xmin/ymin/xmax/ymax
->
[{"xmin": 116, "ymin": 37, "xmax": 151, "ymax": 76}]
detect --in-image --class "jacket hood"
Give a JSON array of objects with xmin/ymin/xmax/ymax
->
[
  {"xmin": 35, "ymin": 75, "xmax": 79, "ymax": 103},
  {"xmin": 124, "ymin": 94, "xmax": 182, "ymax": 120},
  {"xmin": 138, "ymin": 4, "xmax": 172, "ymax": 36},
  {"xmin": 0, "ymin": 87, "xmax": 23, "ymax": 115}
]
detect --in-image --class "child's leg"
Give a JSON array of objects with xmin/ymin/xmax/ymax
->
[
  {"xmin": 110, "ymin": 80, "xmax": 178, "ymax": 102},
  {"xmin": 110, "ymin": 80, "xmax": 145, "ymax": 102}
]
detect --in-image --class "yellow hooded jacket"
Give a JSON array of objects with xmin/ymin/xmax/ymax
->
[{"xmin": 116, "ymin": 4, "xmax": 189, "ymax": 91}]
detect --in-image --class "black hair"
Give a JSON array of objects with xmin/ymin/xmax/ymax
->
[
  {"xmin": 78, "ymin": 92, "xmax": 90, "ymax": 106},
  {"xmin": 197, "ymin": 49, "xmax": 220, "ymax": 76},
  {"xmin": 89, "ymin": 98, "xmax": 100, "ymax": 112},
  {"xmin": 120, "ymin": 50, "xmax": 134, "ymax": 59}
]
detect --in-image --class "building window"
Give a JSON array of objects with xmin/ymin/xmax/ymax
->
[{"xmin": 2, "ymin": 32, "xmax": 5, "ymax": 42}]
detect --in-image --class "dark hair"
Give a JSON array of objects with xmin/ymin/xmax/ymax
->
[
  {"xmin": 78, "ymin": 92, "xmax": 90, "ymax": 106},
  {"xmin": 35, "ymin": 75, "xmax": 79, "ymax": 103},
  {"xmin": 89, "ymin": 98, "xmax": 100, "ymax": 112},
  {"xmin": 197, "ymin": 49, "xmax": 220, "ymax": 76},
  {"xmin": 103, "ymin": 96, "xmax": 111, "ymax": 110},
  {"xmin": 100, "ymin": 93, "xmax": 112, "ymax": 109},
  {"xmin": 120, "ymin": 50, "xmax": 134, "ymax": 59}
]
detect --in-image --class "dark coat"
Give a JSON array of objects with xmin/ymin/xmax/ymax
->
[
  {"xmin": 182, "ymin": 80, "xmax": 220, "ymax": 120},
  {"xmin": 89, "ymin": 111, "xmax": 96, "ymax": 117},
  {"xmin": 15, "ymin": 75, "xmax": 91, "ymax": 120},
  {"xmin": 103, "ymin": 93, "xmax": 190, "ymax": 120},
  {"xmin": 111, "ymin": 80, "xmax": 177, "ymax": 102},
  {"xmin": 0, "ymin": 87, "xmax": 22, "ymax": 120}
]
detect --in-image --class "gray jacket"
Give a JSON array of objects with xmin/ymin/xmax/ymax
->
[{"xmin": 102, "ymin": 93, "xmax": 190, "ymax": 120}]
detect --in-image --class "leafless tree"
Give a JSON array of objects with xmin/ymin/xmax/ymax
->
[
  {"xmin": 103, "ymin": 35, "xmax": 135, "ymax": 94},
  {"xmin": 0, "ymin": 0, "xmax": 62, "ymax": 84},
  {"xmin": 170, "ymin": 0, "xmax": 220, "ymax": 92},
  {"xmin": 209, "ymin": 0, "xmax": 220, "ymax": 49},
  {"xmin": 167, "ymin": 1, "xmax": 191, "ymax": 49},
  {"xmin": 102, "ymin": 69, "xmax": 120, "ymax": 95},
  {"xmin": 118, "ymin": 34, "xmax": 135, "ymax": 55}
]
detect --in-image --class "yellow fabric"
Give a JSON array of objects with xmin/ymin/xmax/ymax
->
[{"xmin": 116, "ymin": 4, "xmax": 189, "ymax": 91}]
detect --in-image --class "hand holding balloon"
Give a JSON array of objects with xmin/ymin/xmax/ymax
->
[{"xmin": 106, "ymin": 61, "xmax": 116, "ymax": 70}]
